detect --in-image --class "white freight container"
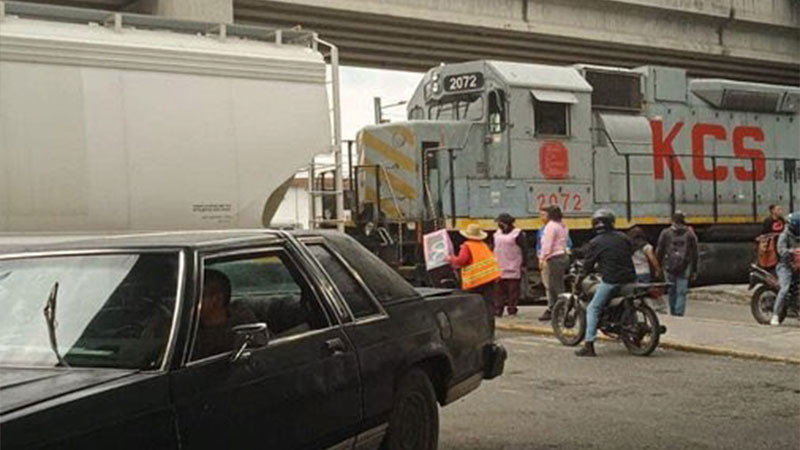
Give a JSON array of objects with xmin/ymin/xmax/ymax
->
[{"xmin": 0, "ymin": 3, "xmax": 336, "ymax": 231}]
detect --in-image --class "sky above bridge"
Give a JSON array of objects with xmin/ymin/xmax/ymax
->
[{"xmin": 340, "ymin": 66, "xmax": 421, "ymax": 141}]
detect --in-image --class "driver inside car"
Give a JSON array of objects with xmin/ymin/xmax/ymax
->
[
  {"xmin": 193, "ymin": 269, "xmax": 261, "ymax": 360},
  {"xmin": 576, "ymin": 209, "xmax": 638, "ymax": 357}
]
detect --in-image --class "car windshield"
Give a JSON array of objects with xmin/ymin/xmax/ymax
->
[{"xmin": 0, "ymin": 252, "xmax": 179, "ymax": 370}]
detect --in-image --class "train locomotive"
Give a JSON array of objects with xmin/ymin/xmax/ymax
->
[{"xmin": 349, "ymin": 60, "xmax": 799, "ymax": 289}]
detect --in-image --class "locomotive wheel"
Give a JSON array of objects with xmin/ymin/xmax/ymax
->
[{"xmin": 750, "ymin": 286, "xmax": 776, "ymax": 325}]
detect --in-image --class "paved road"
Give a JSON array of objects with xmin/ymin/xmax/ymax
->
[{"xmin": 439, "ymin": 331, "xmax": 800, "ymax": 450}]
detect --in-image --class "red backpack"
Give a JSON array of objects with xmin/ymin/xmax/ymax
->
[{"xmin": 756, "ymin": 234, "xmax": 779, "ymax": 269}]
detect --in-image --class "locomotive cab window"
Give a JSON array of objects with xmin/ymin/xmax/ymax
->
[{"xmin": 531, "ymin": 90, "xmax": 575, "ymax": 137}]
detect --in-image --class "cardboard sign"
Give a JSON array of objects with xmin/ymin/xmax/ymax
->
[{"xmin": 423, "ymin": 229, "xmax": 454, "ymax": 271}]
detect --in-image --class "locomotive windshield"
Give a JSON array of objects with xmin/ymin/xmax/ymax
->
[{"xmin": 427, "ymin": 93, "xmax": 484, "ymax": 121}]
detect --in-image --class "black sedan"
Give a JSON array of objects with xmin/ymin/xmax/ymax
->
[{"xmin": 0, "ymin": 230, "xmax": 505, "ymax": 450}]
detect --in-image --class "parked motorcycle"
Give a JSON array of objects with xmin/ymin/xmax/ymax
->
[
  {"xmin": 749, "ymin": 264, "xmax": 799, "ymax": 325},
  {"xmin": 551, "ymin": 262, "xmax": 667, "ymax": 356}
]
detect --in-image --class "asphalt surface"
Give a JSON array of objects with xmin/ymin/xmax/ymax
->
[{"xmin": 439, "ymin": 331, "xmax": 800, "ymax": 450}]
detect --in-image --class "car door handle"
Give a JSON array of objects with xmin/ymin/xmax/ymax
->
[{"xmin": 325, "ymin": 337, "xmax": 347, "ymax": 355}]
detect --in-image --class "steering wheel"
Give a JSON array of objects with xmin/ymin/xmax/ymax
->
[{"xmin": 85, "ymin": 297, "xmax": 172, "ymax": 339}]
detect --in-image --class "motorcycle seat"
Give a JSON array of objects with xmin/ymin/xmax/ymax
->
[{"xmin": 607, "ymin": 283, "xmax": 669, "ymax": 307}]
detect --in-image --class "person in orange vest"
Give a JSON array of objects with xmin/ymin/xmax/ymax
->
[{"xmin": 448, "ymin": 224, "xmax": 502, "ymax": 328}]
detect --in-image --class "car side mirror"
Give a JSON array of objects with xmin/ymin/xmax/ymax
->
[{"xmin": 230, "ymin": 322, "xmax": 269, "ymax": 363}]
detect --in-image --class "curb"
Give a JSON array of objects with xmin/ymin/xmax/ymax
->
[{"xmin": 496, "ymin": 323, "xmax": 800, "ymax": 365}]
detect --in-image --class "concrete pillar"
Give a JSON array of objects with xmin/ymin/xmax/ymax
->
[{"xmin": 137, "ymin": 0, "xmax": 233, "ymax": 23}]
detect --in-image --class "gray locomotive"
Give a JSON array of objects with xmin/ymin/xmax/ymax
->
[{"xmin": 346, "ymin": 60, "xmax": 799, "ymax": 288}]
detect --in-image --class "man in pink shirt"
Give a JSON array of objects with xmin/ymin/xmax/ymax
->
[{"xmin": 538, "ymin": 205, "xmax": 570, "ymax": 321}]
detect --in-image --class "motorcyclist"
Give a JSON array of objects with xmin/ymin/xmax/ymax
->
[
  {"xmin": 575, "ymin": 209, "xmax": 637, "ymax": 357},
  {"xmin": 771, "ymin": 211, "xmax": 800, "ymax": 326}
]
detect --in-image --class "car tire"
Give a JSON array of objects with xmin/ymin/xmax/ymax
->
[{"xmin": 382, "ymin": 368, "xmax": 439, "ymax": 450}]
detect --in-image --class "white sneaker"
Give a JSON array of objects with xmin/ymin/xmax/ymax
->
[{"xmin": 770, "ymin": 316, "xmax": 780, "ymax": 326}]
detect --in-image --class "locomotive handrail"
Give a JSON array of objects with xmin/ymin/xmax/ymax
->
[{"xmin": 594, "ymin": 126, "xmax": 799, "ymax": 222}]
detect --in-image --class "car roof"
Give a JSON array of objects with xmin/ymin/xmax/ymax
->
[{"xmin": 0, "ymin": 230, "xmax": 297, "ymax": 255}]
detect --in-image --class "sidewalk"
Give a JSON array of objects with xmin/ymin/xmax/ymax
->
[{"xmin": 496, "ymin": 303, "xmax": 800, "ymax": 364}]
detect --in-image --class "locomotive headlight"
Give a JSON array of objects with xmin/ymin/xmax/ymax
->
[
  {"xmin": 432, "ymin": 72, "xmax": 440, "ymax": 82},
  {"xmin": 431, "ymin": 82, "xmax": 440, "ymax": 94}
]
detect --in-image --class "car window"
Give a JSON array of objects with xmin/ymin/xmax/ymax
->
[
  {"xmin": 319, "ymin": 233, "xmax": 420, "ymax": 305},
  {"xmin": 307, "ymin": 244, "xmax": 381, "ymax": 319},
  {"xmin": 0, "ymin": 253, "xmax": 179, "ymax": 370},
  {"xmin": 191, "ymin": 250, "xmax": 329, "ymax": 361}
]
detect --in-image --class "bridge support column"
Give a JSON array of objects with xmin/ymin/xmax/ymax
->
[{"xmin": 137, "ymin": 0, "xmax": 232, "ymax": 23}]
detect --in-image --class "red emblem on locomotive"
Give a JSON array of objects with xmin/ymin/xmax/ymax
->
[{"xmin": 540, "ymin": 141, "xmax": 569, "ymax": 180}]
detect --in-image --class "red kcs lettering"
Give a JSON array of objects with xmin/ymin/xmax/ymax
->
[
  {"xmin": 733, "ymin": 126, "xmax": 766, "ymax": 182},
  {"xmin": 691, "ymin": 123, "xmax": 728, "ymax": 181},
  {"xmin": 651, "ymin": 120, "xmax": 685, "ymax": 180},
  {"xmin": 650, "ymin": 121, "xmax": 767, "ymax": 183}
]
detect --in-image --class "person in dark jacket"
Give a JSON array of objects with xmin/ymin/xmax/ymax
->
[
  {"xmin": 656, "ymin": 212, "xmax": 699, "ymax": 317},
  {"xmin": 575, "ymin": 209, "xmax": 637, "ymax": 357},
  {"xmin": 762, "ymin": 204, "xmax": 786, "ymax": 235}
]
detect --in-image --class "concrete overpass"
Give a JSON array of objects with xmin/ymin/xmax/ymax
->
[{"xmin": 13, "ymin": 0, "xmax": 800, "ymax": 84}]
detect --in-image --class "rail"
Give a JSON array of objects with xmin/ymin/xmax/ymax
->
[{"xmin": 595, "ymin": 127, "xmax": 799, "ymax": 223}]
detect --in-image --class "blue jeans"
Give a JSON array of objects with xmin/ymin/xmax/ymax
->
[
  {"xmin": 773, "ymin": 264, "xmax": 796, "ymax": 317},
  {"xmin": 585, "ymin": 282, "xmax": 622, "ymax": 343},
  {"xmin": 665, "ymin": 268, "xmax": 689, "ymax": 316},
  {"xmin": 636, "ymin": 273, "xmax": 652, "ymax": 283}
]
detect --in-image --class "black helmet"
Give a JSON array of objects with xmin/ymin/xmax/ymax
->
[
  {"xmin": 788, "ymin": 212, "xmax": 800, "ymax": 236},
  {"xmin": 592, "ymin": 209, "xmax": 615, "ymax": 231}
]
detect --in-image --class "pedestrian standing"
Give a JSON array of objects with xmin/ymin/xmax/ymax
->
[
  {"xmin": 448, "ymin": 223, "xmax": 502, "ymax": 329},
  {"xmin": 536, "ymin": 207, "xmax": 551, "ymax": 300},
  {"xmin": 538, "ymin": 205, "xmax": 570, "ymax": 322},
  {"xmin": 493, "ymin": 213, "xmax": 526, "ymax": 317},
  {"xmin": 656, "ymin": 212, "xmax": 699, "ymax": 317},
  {"xmin": 762, "ymin": 204, "xmax": 786, "ymax": 235}
]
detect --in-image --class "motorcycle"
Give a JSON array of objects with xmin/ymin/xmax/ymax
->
[
  {"xmin": 749, "ymin": 264, "xmax": 799, "ymax": 325},
  {"xmin": 551, "ymin": 262, "xmax": 667, "ymax": 356}
]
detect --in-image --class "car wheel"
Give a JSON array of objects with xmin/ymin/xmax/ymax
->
[{"xmin": 382, "ymin": 368, "xmax": 439, "ymax": 450}]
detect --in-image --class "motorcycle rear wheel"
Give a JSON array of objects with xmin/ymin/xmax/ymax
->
[
  {"xmin": 622, "ymin": 303, "xmax": 660, "ymax": 356},
  {"xmin": 750, "ymin": 286, "xmax": 777, "ymax": 325},
  {"xmin": 552, "ymin": 296, "xmax": 585, "ymax": 346}
]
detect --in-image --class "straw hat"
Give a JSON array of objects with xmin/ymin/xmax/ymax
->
[{"xmin": 460, "ymin": 223, "xmax": 488, "ymax": 241}]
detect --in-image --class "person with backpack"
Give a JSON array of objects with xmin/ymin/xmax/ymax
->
[
  {"xmin": 656, "ymin": 212, "xmax": 699, "ymax": 316},
  {"xmin": 757, "ymin": 205, "xmax": 786, "ymax": 269},
  {"xmin": 771, "ymin": 212, "xmax": 800, "ymax": 326},
  {"xmin": 762, "ymin": 204, "xmax": 786, "ymax": 235}
]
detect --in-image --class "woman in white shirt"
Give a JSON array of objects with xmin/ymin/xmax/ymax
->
[{"xmin": 628, "ymin": 227, "xmax": 661, "ymax": 283}]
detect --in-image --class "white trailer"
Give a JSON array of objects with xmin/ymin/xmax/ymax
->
[{"xmin": 0, "ymin": 1, "xmax": 340, "ymax": 232}]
